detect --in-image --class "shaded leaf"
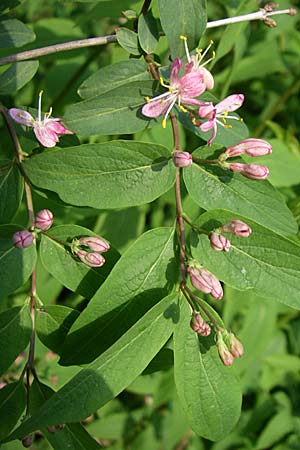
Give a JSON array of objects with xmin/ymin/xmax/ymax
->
[
  {"xmin": 138, "ymin": 11, "xmax": 159, "ymax": 54},
  {"xmin": 0, "ymin": 160, "xmax": 23, "ymax": 224},
  {"xmin": 0, "ymin": 381, "xmax": 26, "ymax": 440},
  {"xmin": 0, "ymin": 17, "xmax": 35, "ymax": 47},
  {"xmin": 116, "ymin": 28, "xmax": 141, "ymax": 55},
  {"xmin": 0, "ymin": 61, "xmax": 39, "ymax": 94}
]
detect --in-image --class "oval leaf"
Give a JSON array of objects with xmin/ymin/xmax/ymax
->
[
  {"xmin": 158, "ymin": 0, "xmax": 207, "ymax": 58},
  {"xmin": 138, "ymin": 11, "xmax": 159, "ymax": 54},
  {"xmin": 116, "ymin": 28, "xmax": 141, "ymax": 55},
  {"xmin": 60, "ymin": 227, "xmax": 177, "ymax": 365},
  {"xmin": 0, "ymin": 160, "xmax": 23, "ymax": 224},
  {"xmin": 40, "ymin": 225, "xmax": 120, "ymax": 299},
  {"xmin": 7, "ymin": 293, "xmax": 179, "ymax": 439},
  {"xmin": 0, "ymin": 225, "xmax": 37, "ymax": 299},
  {"xmin": 0, "ymin": 305, "xmax": 32, "ymax": 376},
  {"xmin": 174, "ymin": 302, "xmax": 242, "ymax": 441},
  {"xmin": 190, "ymin": 209, "xmax": 300, "ymax": 309},
  {"xmin": 0, "ymin": 17, "xmax": 35, "ymax": 47},
  {"xmin": 0, "ymin": 61, "xmax": 39, "ymax": 95},
  {"xmin": 0, "ymin": 381, "xmax": 26, "ymax": 440},
  {"xmin": 23, "ymin": 141, "xmax": 176, "ymax": 209},
  {"xmin": 183, "ymin": 148, "xmax": 297, "ymax": 236}
]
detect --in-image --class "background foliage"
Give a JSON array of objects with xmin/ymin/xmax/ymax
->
[{"xmin": 0, "ymin": 0, "xmax": 300, "ymax": 449}]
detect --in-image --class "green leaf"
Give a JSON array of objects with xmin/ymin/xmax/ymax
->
[
  {"xmin": 40, "ymin": 225, "xmax": 120, "ymax": 299},
  {"xmin": 0, "ymin": 305, "xmax": 32, "ymax": 376},
  {"xmin": 0, "ymin": 17, "xmax": 35, "ymax": 47},
  {"xmin": 0, "ymin": 381, "xmax": 26, "ymax": 440},
  {"xmin": 0, "ymin": 0, "xmax": 26, "ymax": 14},
  {"xmin": 138, "ymin": 10, "xmax": 159, "ymax": 54},
  {"xmin": 36, "ymin": 305, "xmax": 80, "ymax": 354},
  {"xmin": 63, "ymin": 80, "xmax": 159, "ymax": 135},
  {"xmin": 0, "ymin": 61, "xmax": 39, "ymax": 94},
  {"xmin": 183, "ymin": 147, "xmax": 297, "ymax": 236},
  {"xmin": 190, "ymin": 210, "xmax": 300, "ymax": 309},
  {"xmin": 158, "ymin": 0, "xmax": 207, "ymax": 58},
  {"xmin": 23, "ymin": 141, "xmax": 176, "ymax": 209},
  {"xmin": 7, "ymin": 293, "xmax": 179, "ymax": 439},
  {"xmin": 0, "ymin": 160, "xmax": 23, "ymax": 224},
  {"xmin": 0, "ymin": 225, "xmax": 37, "ymax": 299},
  {"xmin": 174, "ymin": 302, "xmax": 242, "ymax": 441},
  {"xmin": 116, "ymin": 28, "xmax": 141, "ymax": 55},
  {"xmin": 60, "ymin": 227, "xmax": 177, "ymax": 365},
  {"xmin": 78, "ymin": 60, "xmax": 152, "ymax": 99}
]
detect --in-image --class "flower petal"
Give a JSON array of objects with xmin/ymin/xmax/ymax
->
[
  {"xmin": 9, "ymin": 108, "xmax": 34, "ymax": 127},
  {"xmin": 46, "ymin": 118, "xmax": 73, "ymax": 135},
  {"xmin": 198, "ymin": 102, "xmax": 215, "ymax": 119},
  {"xmin": 170, "ymin": 58, "xmax": 182, "ymax": 85},
  {"xmin": 142, "ymin": 96, "xmax": 174, "ymax": 118},
  {"xmin": 33, "ymin": 124, "xmax": 58, "ymax": 147},
  {"xmin": 216, "ymin": 94, "xmax": 244, "ymax": 113}
]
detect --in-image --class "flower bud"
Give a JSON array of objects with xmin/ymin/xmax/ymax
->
[
  {"xmin": 225, "ymin": 139, "xmax": 272, "ymax": 158},
  {"xmin": 209, "ymin": 232, "xmax": 230, "ymax": 252},
  {"xmin": 12, "ymin": 230, "xmax": 34, "ymax": 248},
  {"xmin": 228, "ymin": 162, "xmax": 269, "ymax": 180},
  {"xmin": 173, "ymin": 151, "xmax": 192, "ymax": 168},
  {"xmin": 76, "ymin": 249, "xmax": 105, "ymax": 267},
  {"xmin": 34, "ymin": 209, "xmax": 53, "ymax": 231},
  {"xmin": 21, "ymin": 435, "xmax": 33, "ymax": 448},
  {"xmin": 228, "ymin": 332, "xmax": 244, "ymax": 358},
  {"xmin": 216, "ymin": 334, "xmax": 234, "ymax": 366},
  {"xmin": 190, "ymin": 311, "xmax": 211, "ymax": 336},
  {"xmin": 187, "ymin": 264, "xmax": 223, "ymax": 300},
  {"xmin": 221, "ymin": 220, "xmax": 252, "ymax": 238},
  {"xmin": 78, "ymin": 236, "xmax": 110, "ymax": 253}
]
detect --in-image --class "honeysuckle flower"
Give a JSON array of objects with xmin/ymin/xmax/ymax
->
[
  {"xmin": 34, "ymin": 209, "xmax": 53, "ymax": 231},
  {"xmin": 12, "ymin": 230, "xmax": 34, "ymax": 248},
  {"xmin": 227, "ymin": 162, "xmax": 269, "ymax": 180},
  {"xmin": 187, "ymin": 263, "xmax": 223, "ymax": 300},
  {"xmin": 142, "ymin": 58, "xmax": 207, "ymax": 128},
  {"xmin": 9, "ymin": 91, "xmax": 73, "ymax": 148},
  {"xmin": 180, "ymin": 35, "xmax": 214, "ymax": 90},
  {"xmin": 209, "ymin": 232, "xmax": 231, "ymax": 252},
  {"xmin": 78, "ymin": 236, "xmax": 110, "ymax": 253},
  {"xmin": 173, "ymin": 151, "xmax": 192, "ymax": 168},
  {"xmin": 190, "ymin": 311, "xmax": 211, "ymax": 336},
  {"xmin": 224, "ymin": 138, "xmax": 272, "ymax": 158},
  {"xmin": 221, "ymin": 220, "xmax": 252, "ymax": 238},
  {"xmin": 76, "ymin": 249, "xmax": 105, "ymax": 268},
  {"xmin": 198, "ymin": 94, "xmax": 244, "ymax": 145}
]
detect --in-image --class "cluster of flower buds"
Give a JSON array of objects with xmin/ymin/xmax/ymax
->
[
  {"xmin": 12, "ymin": 209, "xmax": 54, "ymax": 249},
  {"xmin": 209, "ymin": 219, "xmax": 252, "ymax": 253},
  {"xmin": 173, "ymin": 151, "xmax": 192, "ymax": 168},
  {"xmin": 216, "ymin": 330, "xmax": 244, "ymax": 366},
  {"xmin": 187, "ymin": 261, "xmax": 223, "ymax": 300},
  {"xmin": 219, "ymin": 138, "xmax": 272, "ymax": 180},
  {"xmin": 71, "ymin": 235, "xmax": 110, "ymax": 268},
  {"xmin": 190, "ymin": 311, "xmax": 211, "ymax": 336}
]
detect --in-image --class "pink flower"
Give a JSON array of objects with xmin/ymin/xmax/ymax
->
[
  {"xmin": 228, "ymin": 162, "xmax": 269, "ymax": 180},
  {"xmin": 187, "ymin": 264, "xmax": 223, "ymax": 300},
  {"xmin": 76, "ymin": 249, "xmax": 105, "ymax": 268},
  {"xmin": 209, "ymin": 232, "xmax": 231, "ymax": 252},
  {"xmin": 180, "ymin": 35, "xmax": 214, "ymax": 90},
  {"xmin": 9, "ymin": 91, "xmax": 73, "ymax": 148},
  {"xmin": 221, "ymin": 220, "xmax": 252, "ymax": 238},
  {"xmin": 12, "ymin": 230, "xmax": 34, "ymax": 248},
  {"xmin": 142, "ymin": 58, "xmax": 207, "ymax": 128},
  {"xmin": 198, "ymin": 94, "xmax": 244, "ymax": 145},
  {"xmin": 225, "ymin": 138, "xmax": 272, "ymax": 158},
  {"xmin": 173, "ymin": 151, "xmax": 192, "ymax": 168},
  {"xmin": 78, "ymin": 236, "xmax": 110, "ymax": 253},
  {"xmin": 34, "ymin": 209, "xmax": 53, "ymax": 231}
]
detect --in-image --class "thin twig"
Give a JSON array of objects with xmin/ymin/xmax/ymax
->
[
  {"xmin": 0, "ymin": 8, "xmax": 295, "ymax": 67},
  {"xmin": 183, "ymin": 284, "xmax": 222, "ymax": 331}
]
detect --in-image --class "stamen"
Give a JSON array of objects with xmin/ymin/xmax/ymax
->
[
  {"xmin": 162, "ymin": 119, "xmax": 167, "ymax": 129},
  {"xmin": 145, "ymin": 96, "xmax": 150, "ymax": 103},
  {"xmin": 180, "ymin": 35, "xmax": 191, "ymax": 63},
  {"xmin": 179, "ymin": 105, "xmax": 188, "ymax": 112},
  {"xmin": 162, "ymin": 97, "xmax": 177, "ymax": 128},
  {"xmin": 38, "ymin": 90, "xmax": 43, "ymax": 123},
  {"xmin": 224, "ymin": 124, "xmax": 232, "ymax": 129},
  {"xmin": 199, "ymin": 40, "xmax": 214, "ymax": 62}
]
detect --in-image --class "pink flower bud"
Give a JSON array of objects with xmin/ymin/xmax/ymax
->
[
  {"xmin": 34, "ymin": 209, "xmax": 53, "ymax": 231},
  {"xmin": 228, "ymin": 332, "xmax": 244, "ymax": 358},
  {"xmin": 187, "ymin": 264, "xmax": 223, "ymax": 300},
  {"xmin": 76, "ymin": 249, "xmax": 105, "ymax": 267},
  {"xmin": 78, "ymin": 236, "xmax": 110, "ymax": 253},
  {"xmin": 21, "ymin": 435, "xmax": 34, "ymax": 448},
  {"xmin": 12, "ymin": 230, "xmax": 34, "ymax": 248},
  {"xmin": 228, "ymin": 162, "xmax": 269, "ymax": 180},
  {"xmin": 209, "ymin": 232, "xmax": 230, "ymax": 252},
  {"xmin": 216, "ymin": 335, "xmax": 234, "ymax": 366},
  {"xmin": 221, "ymin": 220, "xmax": 252, "ymax": 238},
  {"xmin": 173, "ymin": 151, "xmax": 192, "ymax": 168},
  {"xmin": 225, "ymin": 138, "xmax": 272, "ymax": 158},
  {"xmin": 190, "ymin": 311, "xmax": 211, "ymax": 336}
]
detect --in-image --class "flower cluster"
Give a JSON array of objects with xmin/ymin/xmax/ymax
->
[
  {"xmin": 142, "ymin": 36, "xmax": 245, "ymax": 145},
  {"xmin": 209, "ymin": 219, "xmax": 252, "ymax": 252},
  {"xmin": 71, "ymin": 236, "xmax": 110, "ymax": 268},
  {"xmin": 12, "ymin": 209, "xmax": 54, "ymax": 249},
  {"xmin": 9, "ymin": 91, "xmax": 73, "ymax": 148},
  {"xmin": 216, "ymin": 330, "xmax": 244, "ymax": 366}
]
